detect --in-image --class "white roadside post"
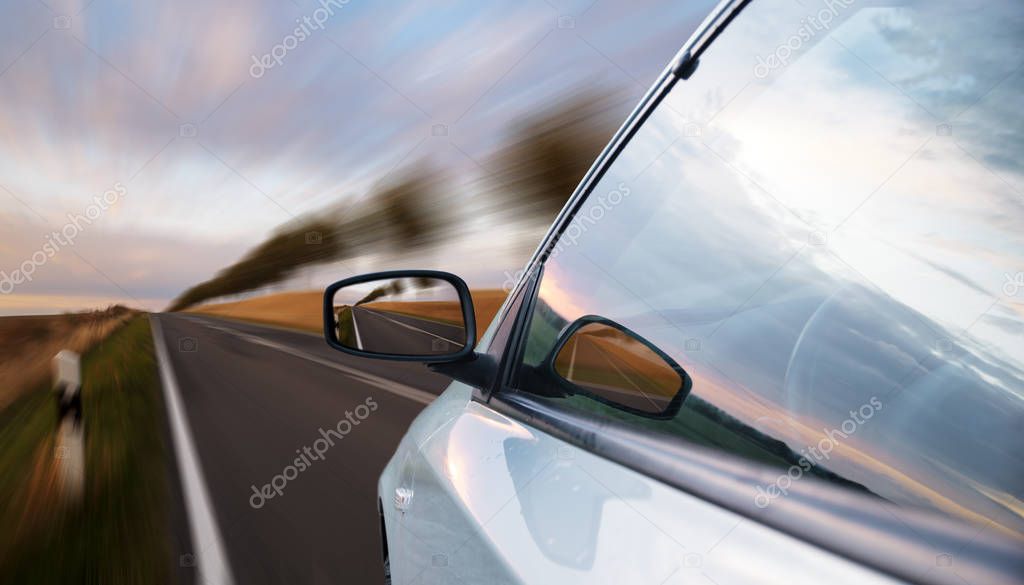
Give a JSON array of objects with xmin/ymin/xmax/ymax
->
[{"xmin": 53, "ymin": 350, "xmax": 84, "ymax": 500}]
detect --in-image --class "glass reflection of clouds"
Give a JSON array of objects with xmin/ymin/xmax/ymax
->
[{"xmin": 519, "ymin": 0, "xmax": 1024, "ymax": 538}]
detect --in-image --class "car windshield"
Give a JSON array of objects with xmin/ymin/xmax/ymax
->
[{"xmin": 516, "ymin": 0, "xmax": 1024, "ymax": 538}]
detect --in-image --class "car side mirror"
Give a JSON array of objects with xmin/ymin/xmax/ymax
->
[
  {"xmin": 544, "ymin": 315, "xmax": 691, "ymax": 419},
  {"xmin": 323, "ymin": 270, "xmax": 476, "ymax": 363}
]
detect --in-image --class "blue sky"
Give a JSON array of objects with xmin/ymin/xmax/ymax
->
[{"xmin": 0, "ymin": 0, "xmax": 716, "ymax": 314}]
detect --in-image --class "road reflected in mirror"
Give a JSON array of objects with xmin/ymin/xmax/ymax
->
[{"xmin": 332, "ymin": 277, "xmax": 467, "ymax": 357}]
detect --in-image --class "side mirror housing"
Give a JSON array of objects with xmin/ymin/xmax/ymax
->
[
  {"xmin": 533, "ymin": 315, "xmax": 691, "ymax": 419},
  {"xmin": 323, "ymin": 270, "xmax": 477, "ymax": 363}
]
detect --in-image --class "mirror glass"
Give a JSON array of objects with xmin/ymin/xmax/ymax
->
[
  {"xmin": 553, "ymin": 321, "xmax": 685, "ymax": 415},
  {"xmin": 331, "ymin": 277, "xmax": 467, "ymax": 356}
]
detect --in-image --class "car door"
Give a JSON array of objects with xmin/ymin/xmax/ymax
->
[{"xmin": 387, "ymin": 0, "xmax": 1024, "ymax": 583}]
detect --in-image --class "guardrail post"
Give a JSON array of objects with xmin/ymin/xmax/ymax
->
[
  {"xmin": 53, "ymin": 350, "xmax": 84, "ymax": 500},
  {"xmin": 54, "ymin": 349, "xmax": 82, "ymax": 425}
]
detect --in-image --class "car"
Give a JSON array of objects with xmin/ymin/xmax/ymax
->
[{"xmin": 322, "ymin": 0, "xmax": 1024, "ymax": 583}]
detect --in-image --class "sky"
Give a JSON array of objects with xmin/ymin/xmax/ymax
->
[{"xmin": 0, "ymin": 0, "xmax": 717, "ymax": 315}]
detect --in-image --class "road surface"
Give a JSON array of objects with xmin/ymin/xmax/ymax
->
[
  {"xmin": 350, "ymin": 305, "xmax": 467, "ymax": 355},
  {"xmin": 153, "ymin": 312, "xmax": 453, "ymax": 584}
]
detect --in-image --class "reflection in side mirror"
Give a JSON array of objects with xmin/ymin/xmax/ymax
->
[
  {"xmin": 550, "ymin": 317, "xmax": 690, "ymax": 419},
  {"xmin": 324, "ymin": 271, "xmax": 476, "ymax": 362}
]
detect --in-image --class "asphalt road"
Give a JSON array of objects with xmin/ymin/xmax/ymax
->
[
  {"xmin": 153, "ymin": 312, "xmax": 453, "ymax": 584},
  {"xmin": 350, "ymin": 306, "xmax": 467, "ymax": 356}
]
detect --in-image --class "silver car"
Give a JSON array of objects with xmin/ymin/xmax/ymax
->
[{"xmin": 323, "ymin": 0, "xmax": 1024, "ymax": 582}]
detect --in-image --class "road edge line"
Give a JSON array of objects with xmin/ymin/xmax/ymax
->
[
  {"xmin": 360, "ymin": 308, "xmax": 462, "ymax": 345},
  {"xmin": 150, "ymin": 315, "xmax": 236, "ymax": 585},
  {"xmin": 195, "ymin": 316, "xmax": 435, "ymax": 405},
  {"xmin": 351, "ymin": 309, "xmax": 364, "ymax": 349}
]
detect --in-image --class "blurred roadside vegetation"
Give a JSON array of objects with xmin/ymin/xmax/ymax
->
[
  {"xmin": 0, "ymin": 316, "xmax": 172, "ymax": 584},
  {"xmin": 170, "ymin": 89, "xmax": 624, "ymax": 311},
  {"xmin": 0, "ymin": 306, "xmax": 135, "ymax": 411}
]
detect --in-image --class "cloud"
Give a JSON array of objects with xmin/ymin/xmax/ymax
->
[
  {"xmin": 0, "ymin": 212, "xmax": 245, "ymax": 312},
  {"xmin": 0, "ymin": 0, "xmax": 721, "ymax": 313}
]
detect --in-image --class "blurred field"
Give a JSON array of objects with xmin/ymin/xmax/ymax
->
[
  {"xmin": 189, "ymin": 289, "xmax": 508, "ymax": 334},
  {"xmin": 187, "ymin": 290, "xmax": 326, "ymax": 332},
  {"xmin": 553, "ymin": 327, "xmax": 682, "ymax": 406},
  {"xmin": 0, "ymin": 307, "xmax": 135, "ymax": 413},
  {"xmin": 0, "ymin": 316, "xmax": 172, "ymax": 583}
]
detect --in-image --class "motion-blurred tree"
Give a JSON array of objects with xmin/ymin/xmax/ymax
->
[
  {"xmin": 168, "ymin": 218, "xmax": 344, "ymax": 311},
  {"xmin": 168, "ymin": 89, "xmax": 625, "ymax": 311},
  {"xmin": 345, "ymin": 165, "xmax": 452, "ymax": 254},
  {"xmin": 488, "ymin": 90, "xmax": 624, "ymax": 222},
  {"xmin": 356, "ymin": 280, "xmax": 405, "ymax": 305},
  {"xmin": 168, "ymin": 167, "xmax": 452, "ymax": 310}
]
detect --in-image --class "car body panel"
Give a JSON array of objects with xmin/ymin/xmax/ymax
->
[{"xmin": 380, "ymin": 380, "xmax": 903, "ymax": 584}]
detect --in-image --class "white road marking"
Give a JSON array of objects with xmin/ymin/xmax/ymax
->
[
  {"xmin": 566, "ymin": 336, "xmax": 578, "ymax": 382},
  {"xmin": 187, "ymin": 316, "xmax": 435, "ymax": 406},
  {"xmin": 150, "ymin": 316, "xmax": 236, "ymax": 585},
  {"xmin": 358, "ymin": 308, "xmax": 462, "ymax": 346},
  {"xmin": 350, "ymin": 309, "xmax": 364, "ymax": 350}
]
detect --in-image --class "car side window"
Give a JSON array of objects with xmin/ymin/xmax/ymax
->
[
  {"xmin": 481, "ymin": 276, "xmax": 530, "ymax": 362},
  {"xmin": 511, "ymin": 0, "xmax": 1024, "ymax": 536}
]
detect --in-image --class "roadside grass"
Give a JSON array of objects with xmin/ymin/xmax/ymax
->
[
  {"xmin": 0, "ymin": 316, "xmax": 172, "ymax": 584},
  {"xmin": 0, "ymin": 307, "xmax": 135, "ymax": 411},
  {"xmin": 336, "ymin": 305, "xmax": 357, "ymax": 347}
]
